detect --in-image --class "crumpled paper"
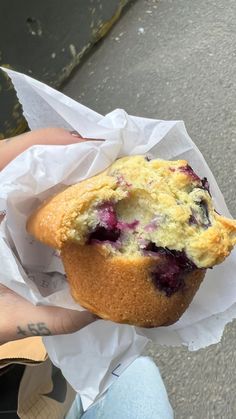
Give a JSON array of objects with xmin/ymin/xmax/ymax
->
[{"xmin": 1, "ymin": 67, "xmax": 236, "ymax": 409}]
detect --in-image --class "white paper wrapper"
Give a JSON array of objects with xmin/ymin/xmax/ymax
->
[{"xmin": 1, "ymin": 67, "xmax": 236, "ymax": 409}]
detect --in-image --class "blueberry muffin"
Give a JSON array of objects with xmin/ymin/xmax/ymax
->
[{"xmin": 27, "ymin": 156, "xmax": 236, "ymax": 327}]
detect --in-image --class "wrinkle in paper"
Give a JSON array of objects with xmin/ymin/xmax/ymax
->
[{"xmin": 0, "ymin": 68, "xmax": 236, "ymax": 409}]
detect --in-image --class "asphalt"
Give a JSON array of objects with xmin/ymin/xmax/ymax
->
[{"xmin": 63, "ymin": 1, "xmax": 236, "ymax": 417}]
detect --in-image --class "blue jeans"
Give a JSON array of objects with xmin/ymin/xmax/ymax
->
[{"xmin": 66, "ymin": 356, "xmax": 174, "ymax": 419}]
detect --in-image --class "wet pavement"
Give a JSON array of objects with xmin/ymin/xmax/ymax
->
[{"xmin": 63, "ymin": 1, "xmax": 236, "ymax": 417}]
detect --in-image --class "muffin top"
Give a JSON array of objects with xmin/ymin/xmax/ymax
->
[
  {"xmin": 63, "ymin": 155, "xmax": 236, "ymax": 269},
  {"xmin": 27, "ymin": 155, "xmax": 236, "ymax": 270}
]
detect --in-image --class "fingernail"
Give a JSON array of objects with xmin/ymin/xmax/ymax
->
[
  {"xmin": 86, "ymin": 138, "xmax": 106, "ymax": 142},
  {"xmin": 70, "ymin": 130, "xmax": 82, "ymax": 138},
  {"xmin": 70, "ymin": 131, "xmax": 105, "ymax": 142}
]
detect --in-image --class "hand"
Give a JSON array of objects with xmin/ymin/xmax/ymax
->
[
  {"xmin": 0, "ymin": 284, "xmax": 97, "ymax": 344},
  {"xmin": 0, "ymin": 128, "xmax": 98, "ymax": 344},
  {"xmin": 0, "ymin": 127, "xmax": 91, "ymax": 170}
]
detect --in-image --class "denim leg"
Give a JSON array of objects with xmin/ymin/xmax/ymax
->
[
  {"xmin": 65, "ymin": 394, "xmax": 83, "ymax": 419},
  {"xmin": 82, "ymin": 356, "xmax": 174, "ymax": 419}
]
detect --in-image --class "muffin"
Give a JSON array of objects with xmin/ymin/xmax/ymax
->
[{"xmin": 27, "ymin": 156, "xmax": 236, "ymax": 327}]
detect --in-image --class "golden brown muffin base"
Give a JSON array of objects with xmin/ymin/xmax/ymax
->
[{"xmin": 61, "ymin": 242, "xmax": 206, "ymax": 328}]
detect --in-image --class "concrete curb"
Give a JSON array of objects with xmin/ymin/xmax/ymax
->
[{"xmin": 0, "ymin": 0, "xmax": 132, "ymax": 138}]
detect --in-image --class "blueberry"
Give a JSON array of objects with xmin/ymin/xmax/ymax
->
[
  {"xmin": 198, "ymin": 177, "xmax": 212, "ymax": 197},
  {"xmin": 144, "ymin": 244, "xmax": 197, "ymax": 296},
  {"xmin": 152, "ymin": 269, "xmax": 184, "ymax": 297},
  {"xmin": 116, "ymin": 175, "xmax": 132, "ymax": 188},
  {"xmin": 88, "ymin": 226, "xmax": 121, "ymax": 243},
  {"xmin": 189, "ymin": 213, "xmax": 198, "ymax": 226},
  {"xmin": 201, "ymin": 177, "xmax": 211, "ymax": 195},
  {"xmin": 145, "ymin": 242, "xmax": 163, "ymax": 253},
  {"xmin": 189, "ymin": 201, "xmax": 211, "ymax": 228},
  {"xmin": 169, "ymin": 249, "xmax": 197, "ymax": 271},
  {"xmin": 179, "ymin": 165, "xmax": 201, "ymax": 182},
  {"xmin": 98, "ymin": 203, "xmax": 118, "ymax": 229},
  {"xmin": 196, "ymin": 199, "xmax": 211, "ymax": 228},
  {"xmin": 117, "ymin": 220, "xmax": 139, "ymax": 231},
  {"xmin": 89, "ymin": 201, "xmax": 139, "ymax": 245}
]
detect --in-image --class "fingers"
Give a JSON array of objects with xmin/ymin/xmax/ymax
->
[
  {"xmin": 0, "ymin": 127, "xmax": 103, "ymax": 342},
  {"xmin": 0, "ymin": 127, "xmax": 104, "ymax": 171},
  {"xmin": 0, "ymin": 128, "xmax": 81, "ymax": 170},
  {"xmin": 0, "ymin": 285, "xmax": 97, "ymax": 344},
  {"xmin": 17, "ymin": 128, "xmax": 85, "ymax": 146},
  {"xmin": 27, "ymin": 304, "xmax": 98, "ymax": 336}
]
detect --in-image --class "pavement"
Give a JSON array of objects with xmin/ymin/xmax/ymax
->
[{"xmin": 63, "ymin": 1, "xmax": 236, "ymax": 417}]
